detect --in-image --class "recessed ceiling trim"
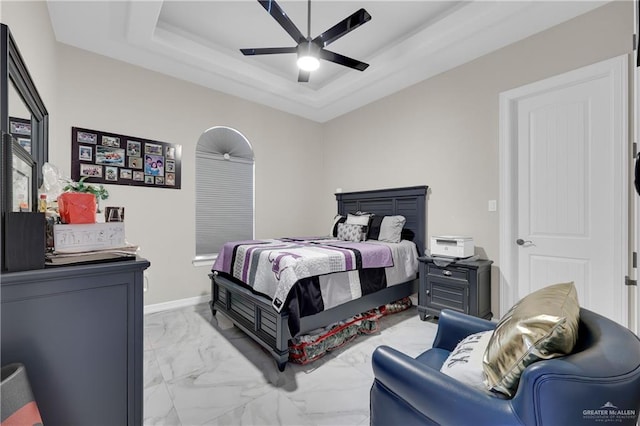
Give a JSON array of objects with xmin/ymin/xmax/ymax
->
[{"xmin": 47, "ymin": 0, "xmax": 610, "ymax": 123}]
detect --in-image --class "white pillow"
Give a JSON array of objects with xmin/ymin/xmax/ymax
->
[
  {"xmin": 440, "ymin": 330, "xmax": 492, "ymax": 390},
  {"xmin": 346, "ymin": 213, "xmax": 370, "ymax": 227},
  {"xmin": 330, "ymin": 214, "xmax": 346, "ymax": 237},
  {"xmin": 377, "ymin": 215, "xmax": 406, "ymax": 243}
]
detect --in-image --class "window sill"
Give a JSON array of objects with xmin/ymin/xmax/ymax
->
[{"xmin": 192, "ymin": 254, "xmax": 218, "ymax": 268}]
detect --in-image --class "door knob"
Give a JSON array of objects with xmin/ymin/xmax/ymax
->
[{"xmin": 516, "ymin": 238, "xmax": 533, "ymax": 246}]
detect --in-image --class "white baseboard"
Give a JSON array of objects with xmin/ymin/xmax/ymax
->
[{"xmin": 144, "ymin": 294, "xmax": 211, "ymax": 315}]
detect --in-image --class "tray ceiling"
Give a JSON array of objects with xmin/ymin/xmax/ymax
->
[{"xmin": 47, "ymin": 1, "xmax": 607, "ymax": 122}]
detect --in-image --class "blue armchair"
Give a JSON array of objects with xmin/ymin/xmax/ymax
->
[{"xmin": 370, "ymin": 308, "xmax": 640, "ymax": 426}]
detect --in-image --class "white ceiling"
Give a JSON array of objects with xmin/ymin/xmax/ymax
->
[{"xmin": 47, "ymin": 0, "xmax": 607, "ymax": 123}]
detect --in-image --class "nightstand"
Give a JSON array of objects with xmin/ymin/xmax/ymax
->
[{"xmin": 417, "ymin": 256, "xmax": 493, "ymax": 320}]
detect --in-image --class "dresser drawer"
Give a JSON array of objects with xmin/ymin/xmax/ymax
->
[{"xmin": 426, "ymin": 264, "xmax": 469, "ymax": 281}]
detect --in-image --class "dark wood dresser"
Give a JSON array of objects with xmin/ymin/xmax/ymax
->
[{"xmin": 1, "ymin": 258, "xmax": 149, "ymax": 425}]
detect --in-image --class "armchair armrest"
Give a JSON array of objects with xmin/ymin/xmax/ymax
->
[
  {"xmin": 432, "ymin": 309, "xmax": 496, "ymax": 351},
  {"xmin": 372, "ymin": 345, "xmax": 521, "ymax": 426}
]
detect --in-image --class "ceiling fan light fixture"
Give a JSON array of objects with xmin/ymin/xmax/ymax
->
[
  {"xmin": 241, "ymin": 0, "xmax": 371, "ymax": 81},
  {"xmin": 297, "ymin": 40, "xmax": 320, "ymax": 71},
  {"xmin": 297, "ymin": 55, "xmax": 320, "ymax": 71}
]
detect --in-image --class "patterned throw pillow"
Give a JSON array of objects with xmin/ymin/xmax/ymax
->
[
  {"xmin": 337, "ymin": 223, "xmax": 364, "ymax": 242},
  {"xmin": 440, "ymin": 330, "xmax": 493, "ymax": 390}
]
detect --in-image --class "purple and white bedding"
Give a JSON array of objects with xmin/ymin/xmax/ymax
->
[{"xmin": 212, "ymin": 237, "xmax": 418, "ymax": 334}]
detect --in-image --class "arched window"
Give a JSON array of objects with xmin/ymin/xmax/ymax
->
[{"xmin": 195, "ymin": 126, "xmax": 254, "ymax": 262}]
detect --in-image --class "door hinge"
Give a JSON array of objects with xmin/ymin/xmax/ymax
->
[
  {"xmin": 634, "ymin": 142, "xmax": 638, "ymax": 157},
  {"xmin": 625, "ymin": 276, "xmax": 637, "ymax": 286},
  {"xmin": 634, "ymin": 34, "xmax": 638, "ymax": 51},
  {"xmin": 633, "ymin": 251, "xmax": 638, "ymax": 269}
]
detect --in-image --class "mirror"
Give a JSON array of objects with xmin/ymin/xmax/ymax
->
[
  {"xmin": 1, "ymin": 23, "xmax": 49, "ymax": 216},
  {"xmin": 1, "ymin": 23, "xmax": 49, "ymax": 271}
]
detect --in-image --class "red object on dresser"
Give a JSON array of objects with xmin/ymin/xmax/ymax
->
[{"xmin": 57, "ymin": 192, "xmax": 96, "ymax": 224}]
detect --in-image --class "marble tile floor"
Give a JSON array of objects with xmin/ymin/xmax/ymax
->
[{"xmin": 144, "ymin": 301, "xmax": 439, "ymax": 426}]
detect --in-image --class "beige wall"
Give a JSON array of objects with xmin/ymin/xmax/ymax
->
[
  {"xmin": 321, "ymin": 0, "xmax": 633, "ymax": 315},
  {"xmin": 2, "ymin": 1, "xmax": 633, "ymax": 314},
  {"xmin": 2, "ymin": 1, "xmax": 324, "ymax": 305}
]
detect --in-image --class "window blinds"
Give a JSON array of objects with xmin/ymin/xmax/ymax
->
[{"xmin": 196, "ymin": 152, "xmax": 253, "ymax": 256}]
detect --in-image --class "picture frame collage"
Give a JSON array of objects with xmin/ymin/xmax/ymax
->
[{"xmin": 71, "ymin": 127, "xmax": 182, "ymax": 189}]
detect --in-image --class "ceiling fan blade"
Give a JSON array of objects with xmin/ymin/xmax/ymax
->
[
  {"xmin": 319, "ymin": 49, "xmax": 369, "ymax": 71},
  {"xmin": 258, "ymin": 0, "xmax": 305, "ymax": 44},
  {"xmin": 240, "ymin": 47, "xmax": 297, "ymax": 56},
  {"xmin": 298, "ymin": 70, "xmax": 310, "ymax": 83},
  {"xmin": 312, "ymin": 8, "xmax": 371, "ymax": 48}
]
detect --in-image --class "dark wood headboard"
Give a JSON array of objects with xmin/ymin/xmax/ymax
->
[{"xmin": 335, "ymin": 186, "xmax": 428, "ymax": 255}]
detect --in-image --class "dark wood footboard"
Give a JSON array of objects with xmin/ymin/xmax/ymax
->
[
  {"xmin": 210, "ymin": 272, "xmax": 290, "ymax": 371},
  {"xmin": 210, "ymin": 271, "xmax": 418, "ymax": 371}
]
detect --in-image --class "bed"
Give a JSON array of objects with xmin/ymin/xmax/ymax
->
[{"xmin": 209, "ymin": 185, "xmax": 428, "ymax": 371}]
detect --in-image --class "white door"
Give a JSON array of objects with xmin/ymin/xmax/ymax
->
[{"xmin": 500, "ymin": 55, "xmax": 629, "ymax": 326}]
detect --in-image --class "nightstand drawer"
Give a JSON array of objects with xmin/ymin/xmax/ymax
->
[
  {"xmin": 428, "ymin": 279, "xmax": 468, "ymax": 314},
  {"xmin": 426, "ymin": 264, "xmax": 469, "ymax": 281}
]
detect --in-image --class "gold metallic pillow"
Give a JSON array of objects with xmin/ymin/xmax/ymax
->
[{"xmin": 482, "ymin": 282, "xmax": 580, "ymax": 397}]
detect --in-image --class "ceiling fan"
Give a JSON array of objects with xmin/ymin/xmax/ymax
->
[{"xmin": 240, "ymin": 0, "xmax": 371, "ymax": 82}]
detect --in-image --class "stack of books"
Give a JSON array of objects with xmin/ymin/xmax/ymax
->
[{"xmin": 45, "ymin": 245, "xmax": 138, "ymax": 266}]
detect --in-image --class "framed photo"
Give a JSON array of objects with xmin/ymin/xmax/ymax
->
[
  {"xmin": 127, "ymin": 140, "xmax": 141, "ymax": 157},
  {"xmin": 80, "ymin": 163, "xmax": 103, "ymax": 178},
  {"xmin": 105, "ymin": 166, "xmax": 118, "ymax": 181},
  {"xmin": 77, "ymin": 131, "xmax": 97, "ymax": 144},
  {"xmin": 145, "ymin": 143, "xmax": 163, "ymax": 155},
  {"xmin": 120, "ymin": 169, "xmax": 132, "ymax": 179},
  {"xmin": 79, "ymin": 145, "xmax": 92, "ymax": 161},
  {"xmin": 71, "ymin": 127, "xmax": 182, "ymax": 189},
  {"xmin": 166, "ymin": 146, "xmax": 176, "ymax": 159},
  {"xmin": 105, "ymin": 206, "xmax": 125, "ymax": 222},
  {"xmin": 129, "ymin": 157, "xmax": 142, "ymax": 169},
  {"xmin": 102, "ymin": 135, "xmax": 120, "ymax": 147},
  {"xmin": 166, "ymin": 172, "xmax": 176, "ymax": 186},
  {"xmin": 144, "ymin": 154, "xmax": 164, "ymax": 176},
  {"xmin": 95, "ymin": 146, "xmax": 125, "ymax": 167}
]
